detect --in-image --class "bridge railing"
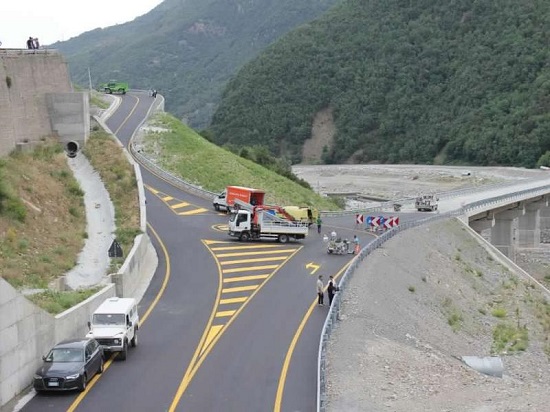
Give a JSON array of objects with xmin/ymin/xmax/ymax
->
[{"xmin": 316, "ymin": 181, "xmax": 550, "ymax": 412}]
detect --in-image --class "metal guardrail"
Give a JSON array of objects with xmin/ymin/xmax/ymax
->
[{"xmin": 315, "ymin": 182, "xmax": 550, "ymax": 412}]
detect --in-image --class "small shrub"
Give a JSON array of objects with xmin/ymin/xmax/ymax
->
[
  {"xmin": 492, "ymin": 323, "xmax": 528, "ymax": 353},
  {"xmin": 408, "ymin": 286, "xmax": 415, "ymax": 293},
  {"xmin": 476, "ymin": 270, "xmax": 483, "ymax": 277},
  {"xmin": 68, "ymin": 206, "xmax": 80, "ymax": 217},
  {"xmin": 6, "ymin": 76, "xmax": 12, "ymax": 88},
  {"xmin": 421, "ymin": 276, "xmax": 427, "ymax": 282},
  {"xmin": 492, "ymin": 307, "xmax": 507, "ymax": 318},
  {"xmin": 478, "ymin": 308, "xmax": 487, "ymax": 315},
  {"xmin": 448, "ymin": 311, "xmax": 463, "ymax": 332},
  {"xmin": 454, "ymin": 253, "xmax": 461, "ymax": 261}
]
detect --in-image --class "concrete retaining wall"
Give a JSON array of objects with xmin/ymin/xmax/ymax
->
[
  {"xmin": 0, "ymin": 50, "xmax": 73, "ymax": 156},
  {"xmin": 46, "ymin": 92, "xmax": 90, "ymax": 148}
]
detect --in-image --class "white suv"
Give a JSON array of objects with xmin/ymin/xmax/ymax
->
[{"xmin": 86, "ymin": 297, "xmax": 139, "ymax": 361}]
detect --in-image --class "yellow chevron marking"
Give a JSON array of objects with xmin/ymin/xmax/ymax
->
[
  {"xmin": 216, "ymin": 249, "xmax": 298, "ymax": 258},
  {"xmin": 219, "ymin": 297, "xmax": 248, "ymax": 304},
  {"xmin": 222, "ymin": 285, "xmax": 258, "ymax": 293},
  {"xmin": 210, "ymin": 244, "xmax": 283, "ymax": 251},
  {"xmin": 220, "ymin": 256, "xmax": 288, "ymax": 265},
  {"xmin": 215, "ymin": 310, "xmax": 236, "ymax": 318},
  {"xmin": 145, "ymin": 185, "xmax": 159, "ymax": 194},
  {"xmin": 171, "ymin": 202, "xmax": 190, "ymax": 209},
  {"xmin": 201, "ymin": 325, "xmax": 224, "ymax": 355},
  {"xmin": 162, "ymin": 196, "xmax": 174, "ymax": 201},
  {"xmin": 223, "ymin": 275, "xmax": 269, "ymax": 283},
  {"xmin": 178, "ymin": 208, "xmax": 208, "ymax": 215},
  {"xmin": 203, "ymin": 239, "xmax": 234, "ymax": 245},
  {"xmin": 223, "ymin": 265, "xmax": 279, "ymax": 273}
]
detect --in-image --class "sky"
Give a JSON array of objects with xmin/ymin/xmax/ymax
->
[{"xmin": 0, "ymin": 0, "xmax": 164, "ymax": 49}]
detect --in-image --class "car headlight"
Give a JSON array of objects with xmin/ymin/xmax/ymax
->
[
  {"xmin": 33, "ymin": 374, "xmax": 42, "ymax": 380},
  {"xmin": 113, "ymin": 339, "xmax": 120, "ymax": 344},
  {"xmin": 65, "ymin": 373, "xmax": 80, "ymax": 381}
]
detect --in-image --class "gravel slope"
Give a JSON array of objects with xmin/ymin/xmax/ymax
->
[{"xmin": 326, "ymin": 219, "xmax": 550, "ymax": 412}]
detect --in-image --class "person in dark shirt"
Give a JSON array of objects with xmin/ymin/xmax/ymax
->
[{"xmin": 27, "ymin": 37, "xmax": 34, "ymax": 49}]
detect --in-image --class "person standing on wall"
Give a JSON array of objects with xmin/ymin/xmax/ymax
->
[
  {"xmin": 316, "ymin": 275, "xmax": 324, "ymax": 306},
  {"xmin": 26, "ymin": 37, "xmax": 34, "ymax": 49}
]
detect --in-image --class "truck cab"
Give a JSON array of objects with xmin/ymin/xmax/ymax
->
[{"xmin": 415, "ymin": 195, "xmax": 439, "ymax": 212}]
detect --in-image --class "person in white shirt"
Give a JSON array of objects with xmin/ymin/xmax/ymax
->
[{"xmin": 316, "ymin": 275, "xmax": 324, "ymax": 306}]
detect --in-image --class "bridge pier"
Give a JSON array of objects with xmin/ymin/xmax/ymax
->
[
  {"xmin": 517, "ymin": 203, "xmax": 541, "ymax": 248},
  {"xmin": 491, "ymin": 209, "xmax": 521, "ymax": 260},
  {"xmin": 540, "ymin": 206, "xmax": 550, "ymax": 243}
]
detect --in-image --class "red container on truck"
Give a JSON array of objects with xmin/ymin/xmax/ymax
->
[{"xmin": 213, "ymin": 186, "xmax": 266, "ymax": 212}]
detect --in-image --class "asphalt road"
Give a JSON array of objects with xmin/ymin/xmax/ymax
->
[{"xmin": 20, "ymin": 93, "xmax": 419, "ymax": 412}]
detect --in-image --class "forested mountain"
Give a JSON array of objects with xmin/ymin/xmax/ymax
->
[
  {"xmin": 55, "ymin": 0, "xmax": 340, "ymax": 128},
  {"xmin": 209, "ymin": 0, "xmax": 550, "ymax": 167}
]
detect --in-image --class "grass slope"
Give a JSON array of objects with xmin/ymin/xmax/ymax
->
[{"xmin": 141, "ymin": 113, "xmax": 340, "ymax": 210}]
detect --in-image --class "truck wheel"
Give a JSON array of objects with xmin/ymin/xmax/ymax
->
[
  {"xmin": 105, "ymin": 88, "xmax": 112, "ymax": 94},
  {"xmin": 278, "ymin": 234, "xmax": 289, "ymax": 244},
  {"xmin": 214, "ymin": 203, "xmax": 220, "ymax": 211},
  {"xmin": 119, "ymin": 340, "xmax": 128, "ymax": 361},
  {"xmin": 240, "ymin": 232, "xmax": 250, "ymax": 241},
  {"xmin": 131, "ymin": 330, "xmax": 138, "ymax": 347},
  {"xmin": 120, "ymin": 89, "xmax": 126, "ymax": 94}
]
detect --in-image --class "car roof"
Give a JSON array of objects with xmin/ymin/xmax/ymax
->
[
  {"xmin": 94, "ymin": 297, "xmax": 136, "ymax": 314},
  {"xmin": 53, "ymin": 338, "xmax": 93, "ymax": 349}
]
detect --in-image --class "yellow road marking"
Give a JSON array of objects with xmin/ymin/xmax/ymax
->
[
  {"xmin": 215, "ymin": 310, "xmax": 236, "ymax": 318},
  {"xmin": 222, "ymin": 285, "xmax": 258, "ymax": 293},
  {"xmin": 223, "ymin": 275, "xmax": 269, "ymax": 283},
  {"xmin": 171, "ymin": 201, "xmax": 190, "ymax": 209},
  {"xmin": 201, "ymin": 325, "xmax": 224, "ymax": 355},
  {"xmin": 219, "ymin": 297, "xmax": 248, "ymax": 304},
  {"xmin": 210, "ymin": 244, "xmax": 283, "ymax": 251},
  {"xmin": 67, "ymin": 222, "xmax": 171, "ymax": 411},
  {"xmin": 178, "ymin": 208, "xmax": 208, "ymax": 215},
  {"xmin": 220, "ymin": 256, "xmax": 288, "ymax": 265},
  {"xmin": 216, "ymin": 249, "xmax": 298, "ymax": 258},
  {"xmin": 162, "ymin": 196, "xmax": 174, "ymax": 201},
  {"xmin": 223, "ymin": 265, "xmax": 279, "ymax": 273},
  {"xmin": 169, "ymin": 245, "xmax": 303, "ymax": 411},
  {"xmin": 273, "ymin": 262, "xmax": 351, "ymax": 412}
]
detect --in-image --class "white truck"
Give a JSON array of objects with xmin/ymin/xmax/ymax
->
[
  {"xmin": 415, "ymin": 194, "xmax": 439, "ymax": 211},
  {"xmin": 228, "ymin": 200, "xmax": 309, "ymax": 243}
]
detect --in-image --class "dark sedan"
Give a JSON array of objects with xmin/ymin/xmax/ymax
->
[{"xmin": 33, "ymin": 338, "xmax": 104, "ymax": 392}]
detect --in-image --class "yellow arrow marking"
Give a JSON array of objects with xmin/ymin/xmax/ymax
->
[{"xmin": 306, "ymin": 262, "xmax": 321, "ymax": 274}]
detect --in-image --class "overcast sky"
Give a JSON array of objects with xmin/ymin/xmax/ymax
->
[{"xmin": 0, "ymin": 0, "xmax": 164, "ymax": 49}]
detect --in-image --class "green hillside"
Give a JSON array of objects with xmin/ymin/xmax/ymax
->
[
  {"xmin": 209, "ymin": 0, "xmax": 550, "ymax": 167},
  {"xmin": 55, "ymin": 0, "xmax": 339, "ymax": 129},
  {"xmin": 140, "ymin": 113, "xmax": 341, "ymax": 210}
]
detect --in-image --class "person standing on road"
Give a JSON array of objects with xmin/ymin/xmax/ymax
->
[
  {"xmin": 316, "ymin": 275, "xmax": 324, "ymax": 306},
  {"xmin": 327, "ymin": 275, "xmax": 338, "ymax": 306},
  {"xmin": 316, "ymin": 216, "xmax": 322, "ymax": 234}
]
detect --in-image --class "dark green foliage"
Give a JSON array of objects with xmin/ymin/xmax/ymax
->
[
  {"xmin": 209, "ymin": 0, "xmax": 550, "ymax": 167},
  {"xmin": 56, "ymin": 0, "xmax": 339, "ymax": 129}
]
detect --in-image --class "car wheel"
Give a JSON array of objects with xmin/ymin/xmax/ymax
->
[
  {"xmin": 119, "ymin": 340, "xmax": 128, "ymax": 361},
  {"xmin": 131, "ymin": 330, "xmax": 138, "ymax": 348},
  {"xmin": 79, "ymin": 374, "xmax": 87, "ymax": 392},
  {"xmin": 98, "ymin": 357, "xmax": 104, "ymax": 374}
]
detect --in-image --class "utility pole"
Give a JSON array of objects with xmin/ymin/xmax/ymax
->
[{"xmin": 87, "ymin": 67, "xmax": 92, "ymax": 91}]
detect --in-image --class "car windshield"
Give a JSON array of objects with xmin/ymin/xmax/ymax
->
[
  {"xmin": 46, "ymin": 348, "xmax": 83, "ymax": 362},
  {"xmin": 93, "ymin": 313, "xmax": 125, "ymax": 325}
]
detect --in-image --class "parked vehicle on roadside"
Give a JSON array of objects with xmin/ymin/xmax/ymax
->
[
  {"xmin": 86, "ymin": 297, "xmax": 139, "ymax": 361},
  {"xmin": 213, "ymin": 186, "xmax": 266, "ymax": 212},
  {"xmin": 33, "ymin": 338, "xmax": 104, "ymax": 392},
  {"xmin": 415, "ymin": 194, "xmax": 439, "ymax": 212},
  {"xmin": 98, "ymin": 80, "xmax": 128, "ymax": 94}
]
